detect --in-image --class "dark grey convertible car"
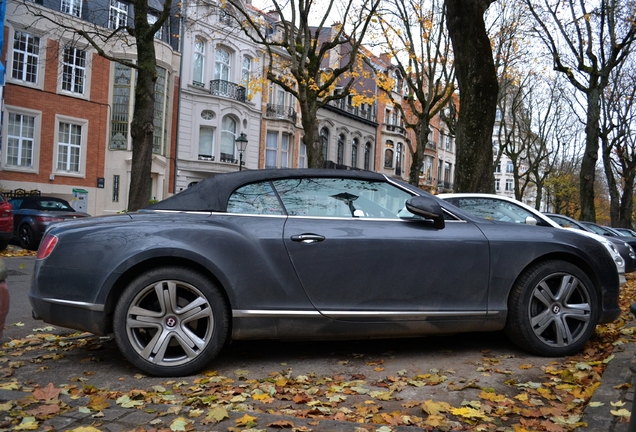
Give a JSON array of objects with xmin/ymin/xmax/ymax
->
[{"xmin": 30, "ymin": 169, "xmax": 620, "ymax": 376}]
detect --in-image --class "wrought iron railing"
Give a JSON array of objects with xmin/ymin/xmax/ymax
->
[
  {"xmin": 327, "ymin": 99, "xmax": 375, "ymax": 122},
  {"xmin": 210, "ymin": 80, "xmax": 246, "ymax": 102},
  {"xmin": 266, "ymin": 104, "xmax": 297, "ymax": 122}
]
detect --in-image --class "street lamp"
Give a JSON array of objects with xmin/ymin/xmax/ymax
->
[{"xmin": 235, "ymin": 132, "xmax": 248, "ymax": 171}]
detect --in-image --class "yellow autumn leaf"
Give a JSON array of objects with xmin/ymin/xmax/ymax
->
[
  {"xmin": 14, "ymin": 417, "xmax": 39, "ymax": 431},
  {"xmin": 236, "ymin": 413, "xmax": 258, "ymax": 427},
  {"xmin": 422, "ymin": 399, "xmax": 451, "ymax": 415},
  {"xmin": 203, "ymin": 406, "xmax": 229, "ymax": 423},
  {"xmin": 170, "ymin": 417, "xmax": 190, "ymax": 431},
  {"xmin": 451, "ymin": 406, "xmax": 491, "ymax": 420},
  {"xmin": 253, "ymin": 393, "xmax": 272, "ymax": 401},
  {"xmin": 69, "ymin": 428, "xmax": 101, "ymax": 432},
  {"xmin": 519, "ymin": 364, "xmax": 533, "ymax": 369},
  {"xmin": 611, "ymin": 408, "xmax": 631, "ymax": 418}
]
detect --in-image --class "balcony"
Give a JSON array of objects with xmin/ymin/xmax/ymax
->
[
  {"xmin": 324, "ymin": 99, "xmax": 377, "ymax": 125},
  {"xmin": 266, "ymin": 104, "xmax": 297, "ymax": 123},
  {"xmin": 210, "ymin": 80, "xmax": 246, "ymax": 102},
  {"xmin": 383, "ymin": 123, "xmax": 406, "ymax": 136},
  {"xmin": 426, "ymin": 141, "xmax": 437, "ymax": 151}
]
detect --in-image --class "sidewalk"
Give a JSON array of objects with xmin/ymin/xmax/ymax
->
[{"xmin": 582, "ymin": 335, "xmax": 636, "ymax": 431}]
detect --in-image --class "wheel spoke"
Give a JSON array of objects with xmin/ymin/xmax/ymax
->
[
  {"xmin": 553, "ymin": 315, "xmax": 574, "ymax": 347},
  {"xmin": 181, "ymin": 304, "xmax": 213, "ymax": 323},
  {"xmin": 555, "ymin": 275, "xmax": 578, "ymax": 303},
  {"xmin": 531, "ymin": 308, "xmax": 552, "ymax": 329},
  {"xmin": 177, "ymin": 326, "xmax": 207, "ymax": 353},
  {"xmin": 176, "ymin": 296, "xmax": 208, "ymax": 316},
  {"xmin": 140, "ymin": 329, "xmax": 171, "ymax": 362},
  {"xmin": 127, "ymin": 312, "xmax": 163, "ymax": 328},
  {"xmin": 532, "ymin": 282, "xmax": 554, "ymax": 307}
]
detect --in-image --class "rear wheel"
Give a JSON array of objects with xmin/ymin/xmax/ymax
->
[
  {"xmin": 505, "ymin": 260, "xmax": 598, "ymax": 357},
  {"xmin": 113, "ymin": 267, "xmax": 229, "ymax": 376},
  {"xmin": 18, "ymin": 225, "xmax": 37, "ymax": 250}
]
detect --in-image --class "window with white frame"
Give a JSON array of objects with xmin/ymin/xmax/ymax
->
[
  {"xmin": 6, "ymin": 112, "xmax": 35, "ymax": 168},
  {"xmin": 193, "ymin": 38, "xmax": 205, "ymax": 87},
  {"xmin": 351, "ymin": 138, "xmax": 358, "ymax": 168},
  {"xmin": 495, "ymin": 178, "xmax": 500, "ymax": 191},
  {"xmin": 220, "ymin": 116, "xmax": 236, "ymax": 162},
  {"xmin": 109, "ymin": 0, "xmax": 128, "ymax": 30},
  {"xmin": 61, "ymin": 0, "xmax": 81, "ymax": 16},
  {"xmin": 198, "ymin": 126, "xmax": 214, "ymax": 160},
  {"xmin": 337, "ymin": 134, "xmax": 345, "ymax": 165},
  {"xmin": 364, "ymin": 142, "xmax": 372, "ymax": 170},
  {"xmin": 495, "ymin": 161, "xmax": 501, "ymax": 173},
  {"xmin": 506, "ymin": 160, "xmax": 514, "ymax": 173},
  {"xmin": 299, "ymin": 142, "xmax": 307, "ymax": 168},
  {"xmin": 57, "ymin": 121, "xmax": 83, "ymax": 173},
  {"xmin": 12, "ymin": 31, "xmax": 39, "ymax": 83},
  {"xmin": 384, "ymin": 141, "xmax": 394, "ymax": 168},
  {"xmin": 110, "ymin": 62, "xmax": 131, "ymax": 150},
  {"xmin": 320, "ymin": 127, "xmax": 329, "ymax": 161},
  {"xmin": 505, "ymin": 179, "xmax": 513, "ymax": 191},
  {"xmin": 266, "ymin": 131, "xmax": 290, "ymax": 168},
  {"xmin": 153, "ymin": 66, "xmax": 169, "ymax": 155},
  {"xmin": 215, "ymin": 48, "xmax": 230, "ymax": 81},
  {"xmin": 62, "ymin": 47, "xmax": 86, "ymax": 94},
  {"xmin": 241, "ymin": 56, "xmax": 251, "ymax": 86}
]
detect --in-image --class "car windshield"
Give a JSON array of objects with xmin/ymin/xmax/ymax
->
[{"xmin": 33, "ymin": 200, "xmax": 74, "ymax": 211}]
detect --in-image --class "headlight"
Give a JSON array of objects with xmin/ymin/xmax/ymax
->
[
  {"xmin": 624, "ymin": 242, "xmax": 636, "ymax": 259},
  {"xmin": 607, "ymin": 241, "xmax": 619, "ymax": 254}
]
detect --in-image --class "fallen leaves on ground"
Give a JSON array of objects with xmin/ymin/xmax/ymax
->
[
  {"xmin": 0, "ymin": 246, "xmax": 36, "ymax": 258},
  {"xmin": 0, "ymin": 278, "xmax": 635, "ymax": 431}
]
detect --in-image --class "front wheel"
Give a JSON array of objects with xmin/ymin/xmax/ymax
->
[
  {"xmin": 113, "ymin": 267, "xmax": 229, "ymax": 376},
  {"xmin": 504, "ymin": 260, "xmax": 598, "ymax": 357}
]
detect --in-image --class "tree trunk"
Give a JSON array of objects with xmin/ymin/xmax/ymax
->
[
  {"xmin": 408, "ymin": 122, "xmax": 429, "ymax": 186},
  {"xmin": 445, "ymin": 0, "xmax": 498, "ymax": 193},
  {"xmin": 579, "ymin": 87, "xmax": 602, "ymax": 222},
  {"xmin": 619, "ymin": 175, "xmax": 635, "ymax": 228},
  {"xmin": 128, "ymin": 31, "xmax": 157, "ymax": 211}
]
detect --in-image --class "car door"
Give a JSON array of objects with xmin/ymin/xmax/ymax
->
[{"xmin": 275, "ymin": 177, "xmax": 491, "ymax": 321}]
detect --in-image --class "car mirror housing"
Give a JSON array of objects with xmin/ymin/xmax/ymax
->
[
  {"xmin": 405, "ymin": 196, "xmax": 445, "ymax": 229},
  {"xmin": 526, "ymin": 216, "xmax": 538, "ymax": 226}
]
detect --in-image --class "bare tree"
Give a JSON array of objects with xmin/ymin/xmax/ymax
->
[
  {"xmin": 373, "ymin": 0, "xmax": 455, "ymax": 186},
  {"xmin": 226, "ymin": 0, "xmax": 381, "ymax": 168},
  {"xmin": 600, "ymin": 59, "xmax": 636, "ymax": 227},
  {"xmin": 524, "ymin": 0, "xmax": 636, "ymax": 222},
  {"xmin": 19, "ymin": 0, "xmax": 176, "ymax": 211},
  {"xmin": 445, "ymin": 0, "xmax": 499, "ymax": 193}
]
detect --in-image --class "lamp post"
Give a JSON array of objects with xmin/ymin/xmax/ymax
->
[{"xmin": 235, "ymin": 133, "xmax": 248, "ymax": 171}]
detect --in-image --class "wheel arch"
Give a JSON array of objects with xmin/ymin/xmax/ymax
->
[
  {"xmin": 101, "ymin": 256, "xmax": 233, "ymax": 335},
  {"xmin": 506, "ymin": 252, "xmax": 602, "ymax": 314}
]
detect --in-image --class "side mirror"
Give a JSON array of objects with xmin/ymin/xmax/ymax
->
[
  {"xmin": 525, "ymin": 216, "xmax": 538, "ymax": 226},
  {"xmin": 405, "ymin": 196, "xmax": 445, "ymax": 229}
]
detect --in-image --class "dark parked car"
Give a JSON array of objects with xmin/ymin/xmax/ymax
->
[
  {"xmin": 30, "ymin": 169, "xmax": 621, "ymax": 376},
  {"xmin": 546, "ymin": 213, "xmax": 636, "ymax": 272},
  {"xmin": 614, "ymin": 228, "xmax": 636, "ymax": 238},
  {"xmin": 0, "ymin": 194, "xmax": 12, "ymax": 250},
  {"xmin": 9, "ymin": 196, "xmax": 90, "ymax": 250}
]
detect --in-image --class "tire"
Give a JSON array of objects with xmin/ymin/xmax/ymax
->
[
  {"xmin": 19, "ymin": 224, "xmax": 38, "ymax": 250},
  {"xmin": 504, "ymin": 260, "xmax": 598, "ymax": 357},
  {"xmin": 113, "ymin": 267, "xmax": 229, "ymax": 377}
]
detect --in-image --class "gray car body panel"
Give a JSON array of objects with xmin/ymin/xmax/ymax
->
[{"xmin": 30, "ymin": 169, "xmax": 621, "ymax": 340}]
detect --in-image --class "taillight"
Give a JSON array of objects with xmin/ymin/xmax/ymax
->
[
  {"xmin": 37, "ymin": 234, "xmax": 58, "ymax": 259},
  {"xmin": 37, "ymin": 216, "xmax": 64, "ymax": 222}
]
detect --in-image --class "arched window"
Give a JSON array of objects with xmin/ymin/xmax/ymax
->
[
  {"xmin": 320, "ymin": 127, "xmax": 329, "ymax": 162},
  {"xmin": 337, "ymin": 134, "xmax": 345, "ymax": 165},
  {"xmin": 364, "ymin": 142, "xmax": 372, "ymax": 170},
  {"xmin": 193, "ymin": 37, "xmax": 205, "ymax": 86},
  {"xmin": 351, "ymin": 138, "xmax": 358, "ymax": 168},
  {"xmin": 396, "ymin": 142, "xmax": 403, "ymax": 175},
  {"xmin": 220, "ymin": 116, "xmax": 236, "ymax": 162},
  {"xmin": 215, "ymin": 47, "xmax": 230, "ymax": 81},
  {"xmin": 384, "ymin": 141, "xmax": 394, "ymax": 168}
]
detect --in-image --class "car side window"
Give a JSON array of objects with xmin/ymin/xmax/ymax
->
[
  {"xmin": 272, "ymin": 178, "xmax": 414, "ymax": 219},
  {"xmin": 227, "ymin": 182, "xmax": 285, "ymax": 215},
  {"xmin": 450, "ymin": 198, "xmax": 536, "ymax": 224},
  {"xmin": 9, "ymin": 199, "xmax": 23, "ymax": 209}
]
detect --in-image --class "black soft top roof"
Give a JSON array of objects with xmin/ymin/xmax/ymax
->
[{"xmin": 148, "ymin": 169, "xmax": 389, "ymax": 212}]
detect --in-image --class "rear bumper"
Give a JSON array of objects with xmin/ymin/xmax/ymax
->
[{"xmin": 29, "ymin": 294, "xmax": 108, "ymax": 336}]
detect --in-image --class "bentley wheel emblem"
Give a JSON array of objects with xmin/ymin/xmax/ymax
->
[
  {"xmin": 165, "ymin": 316, "xmax": 178, "ymax": 328},
  {"xmin": 552, "ymin": 305, "xmax": 560, "ymax": 314}
]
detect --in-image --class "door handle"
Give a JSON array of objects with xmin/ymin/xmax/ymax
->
[{"xmin": 290, "ymin": 234, "xmax": 326, "ymax": 243}]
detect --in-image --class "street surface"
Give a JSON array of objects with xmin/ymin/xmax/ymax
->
[{"xmin": 0, "ymin": 255, "xmax": 633, "ymax": 431}]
